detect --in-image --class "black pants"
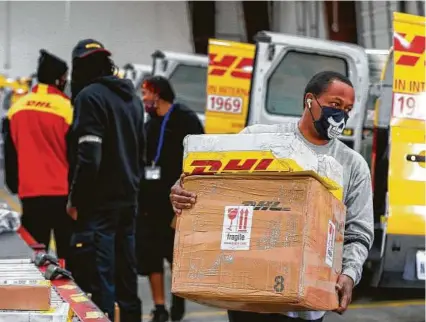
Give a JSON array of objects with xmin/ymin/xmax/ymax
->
[
  {"xmin": 71, "ymin": 206, "xmax": 141, "ymax": 322},
  {"xmin": 21, "ymin": 196, "xmax": 73, "ymax": 269},
  {"xmin": 136, "ymin": 211, "xmax": 185, "ymax": 317},
  {"xmin": 228, "ymin": 311, "xmax": 324, "ymax": 322}
]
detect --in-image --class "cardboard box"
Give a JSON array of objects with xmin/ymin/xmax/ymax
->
[
  {"xmin": 172, "ymin": 174, "xmax": 346, "ymax": 312},
  {"xmin": 182, "ymin": 133, "xmax": 344, "ymax": 201},
  {"xmin": 0, "ymin": 280, "xmax": 51, "ymax": 311},
  {"xmin": 0, "ymin": 287, "xmax": 72, "ymax": 321},
  {"xmin": 0, "ymin": 302, "xmax": 71, "ymax": 322}
]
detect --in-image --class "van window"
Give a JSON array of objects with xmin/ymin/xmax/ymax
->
[
  {"xmin": 169, "ymin": 64, "xmax": 207, "ymax": 114},
  {"xmin": 266, "ymin": 51, "xmax": 348, "ymax": 117}
]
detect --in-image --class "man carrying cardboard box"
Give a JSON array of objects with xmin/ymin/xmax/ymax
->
[{"xmin": 170, "ymin": 71, "xmax": 374, "ymax": 322}]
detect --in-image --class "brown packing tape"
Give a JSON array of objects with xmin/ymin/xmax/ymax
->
[{"xmin": 183, "ymin": 171, "xmax": 341, "ymax": 191}]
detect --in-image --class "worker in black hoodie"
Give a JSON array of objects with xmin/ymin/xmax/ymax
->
[{"xmin": 67, "ymin": 39, "xmax": 144, "ymax": 322}]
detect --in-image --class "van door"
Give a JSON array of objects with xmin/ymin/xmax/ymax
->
[
  {"xmin": 363, "ymin": 50, "xmax": 389, "ymax": 168},
  {"xmin": 204, "ymin": 39, "xmax": 255, "ymax": 134},
  {"xmin": 249, "ymin": 31, "xmax": 370, "ymax": 153},
  {"xmin": 123, "ymin": 63, "xmax": 152, "ymax": 92},
  {"xmin": 387, "ymin": 12, "xmax": 426, "ymax": 238},
  {"xmin": 152, "ymin": 50, "xmax": 209, "ymax": 124},
  {"xmin": 372, "ymin": 12, "xmax": 426, "ymax": 289}
]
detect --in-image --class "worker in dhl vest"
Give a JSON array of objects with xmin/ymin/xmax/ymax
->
[{"xmin": 2, "ymin": 49, "xmax": 74, "ymax": 268}]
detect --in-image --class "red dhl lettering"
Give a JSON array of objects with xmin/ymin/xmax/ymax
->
[
  {"xmin": 26, "ymin": 100, "xmax": 52, "ymax": 108},
  {"xmin": 187, "ymin": 158, "xmax": 274, "ymax": 175},
  {"xmin": 394, "ymin": 33, "xmax": 426, "ymax": 67},
  {"xmin": 208, "ymin": 54, "xmax": 254, "ymax": 79}
]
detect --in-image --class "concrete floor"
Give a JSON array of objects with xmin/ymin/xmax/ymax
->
[
  {"xmin": 0, "ymin": 175, "xmax": 424, "ymax": 322},
  {"xmin": 137, "ymin": 267, "xmax": 425, "ymax": 322}
]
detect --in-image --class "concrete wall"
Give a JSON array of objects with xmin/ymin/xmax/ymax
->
[
  {"xmin": 216, "ymin": 1, "xmax": 425, "ymax": 49},
  {"xmin": 0, "ymin": 1, "xmax": 193, "ymax": 78},
  {"xmin": 271, "ymin": 1, "xmax": 329, "ymax": 39},
  {"xmin": 214, "ymin": 1, "xmax": 329, "ymax": 42},
  {"xmin": 2, "ymin": 1, "xmax": 424, "ymax": 78},
  {"xmin": 215, "ymin": 1, "xmax": 247, "ymax": 42},
  {"xmin": 357, "ymin": 1, "xmax": 424, "ymax": 49}
]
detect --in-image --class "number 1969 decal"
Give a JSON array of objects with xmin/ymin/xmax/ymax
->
[{"xmin": 207, "ymin": 95, "xmax": 243, "ymax": 114}]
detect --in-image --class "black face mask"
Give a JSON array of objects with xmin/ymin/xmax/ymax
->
[
  {"xmin": 308, "ymin": 97, "xmax": 349, "ymax": 140},
  {"xmin": 57, "ymin": 80, "xmax": 67, "ymax": 93},
  {"xmin": 71, "ymin": 55, "xmax": 110, "ymax": 103},
  {"xmin": 71, "ymin": 80, "xmax": 85, "ymax": 104}
]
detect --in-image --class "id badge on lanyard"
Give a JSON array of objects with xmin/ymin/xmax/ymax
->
[
  {"xmin": 144, "ymin": 104, "xmax": 175, "ymax": 180},
  {"xmin": 145, "ymin": 162, "xmax": 161, "ymax": 180}
]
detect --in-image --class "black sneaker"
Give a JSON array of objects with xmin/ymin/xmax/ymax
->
[
  {"xmin": 170, "ymin": 309, "xmax": 184, "ymax": 322},
  {"xmin": 170, "ymin": 295, "xmax": 185, "ymax": 321},
  {"xmin": 148, "ymin": 308, "xmax": 169, "ymax": 322}
]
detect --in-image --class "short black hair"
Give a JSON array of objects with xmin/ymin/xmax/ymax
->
[
  {"xmin": 143, "ymin": 75, "xmax": 175, "ymax": 103},
  {"xmin": 303, "ymin": 71, "xmax": 353, "ymax": 102}
]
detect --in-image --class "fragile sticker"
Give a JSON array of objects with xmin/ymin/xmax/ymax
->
[
  {"xmin": 325, "ymin": 220, "xmax": 336, "ymax": 267},
  {"xmin": 221, "ymin": 206, "xmax": 254, "ymax": 251}
]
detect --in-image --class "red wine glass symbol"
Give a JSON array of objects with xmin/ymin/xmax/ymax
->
[{"xmin": 227, "ymin": 208, "xmax": 238, "ymax": 231}]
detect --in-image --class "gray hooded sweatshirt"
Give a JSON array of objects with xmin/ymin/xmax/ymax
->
[{"xmin": 240, "ymin": 122, "xmax": 374, "ymax": 320}]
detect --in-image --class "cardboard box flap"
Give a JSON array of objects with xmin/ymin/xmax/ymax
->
[
  {"xmin": 189, "ymin": 171, "xmax": 338, "ymax": 192},
  {"xmin": 183, "ymin": 133, "xmax": 344, "ymax": 200}
]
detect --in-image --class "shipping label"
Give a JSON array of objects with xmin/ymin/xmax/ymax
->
[
  {"xmin": 221, "ymin": 206, "xmax": 254, "ymax": 250},
  {"xmin": 0, "ymin": 279, "xmax": 50, "ymax": 286},
  {"xmin": 325, "ymin": 220, "xmax": 336, "ymax": 267}
]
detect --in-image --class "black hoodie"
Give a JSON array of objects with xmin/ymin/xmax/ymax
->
[{"xmin": 68, "ymin": 75, "xmax": 145, "ymax": 212}]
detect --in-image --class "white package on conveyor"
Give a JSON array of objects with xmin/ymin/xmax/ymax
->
[{"xmin": 0, "ymin": 302, "xmax": 71, "ymax": 322}]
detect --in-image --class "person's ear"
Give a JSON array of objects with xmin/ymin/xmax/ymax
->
[
  {"xmin": 306, "ymin": 98, "xmax": 312, "ymax": 109},
  {"xmin": 304, "ymin": 94, "xmax": 313, "ymax": 109}
]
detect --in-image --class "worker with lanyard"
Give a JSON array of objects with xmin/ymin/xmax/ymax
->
[{"xmin": 137, "ymin": 75, "xmax": 204, "ymax": 322}]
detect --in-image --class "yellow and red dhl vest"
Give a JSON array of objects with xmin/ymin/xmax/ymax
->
[{"xmin": 7, "ymin": 84, "xmax": 72, "ymax": 198}]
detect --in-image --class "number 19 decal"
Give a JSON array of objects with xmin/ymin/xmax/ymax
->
[
  {"xmin": 393, "ymin": 93, "xmax": 426, "ymax": 121},
  {"xmin": 207, "ymin": 95, "xmax": 243, "ymax": 114}
]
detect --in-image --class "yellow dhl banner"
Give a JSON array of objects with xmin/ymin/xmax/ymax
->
[
  {"xmin": 388, "ymin": 12, "xmax": 426, "ymax": 236},
  {"xmin": 183, "ymin": 150, "xmax": 343, "ymax": 201},
  {"xmin": 204, "ymin": 39, "xmax": 255, "ymax": 134}
]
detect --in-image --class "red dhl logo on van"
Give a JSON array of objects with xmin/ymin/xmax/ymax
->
[
  {"xmin": 394, "ymin": 33, "xmax": 425, "ymax": 67},
  {"xmin": 186, "ymin": 158, "xmax": 274, "ymax": 175},
  {"xmin": 208, "ymin": 54, "xmax": 254, "ymax": 80}
]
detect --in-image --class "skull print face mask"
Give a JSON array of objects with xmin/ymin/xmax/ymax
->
[{"xmin": 309, "ymin": 97, "xmax": 349, "ymax": 140}]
